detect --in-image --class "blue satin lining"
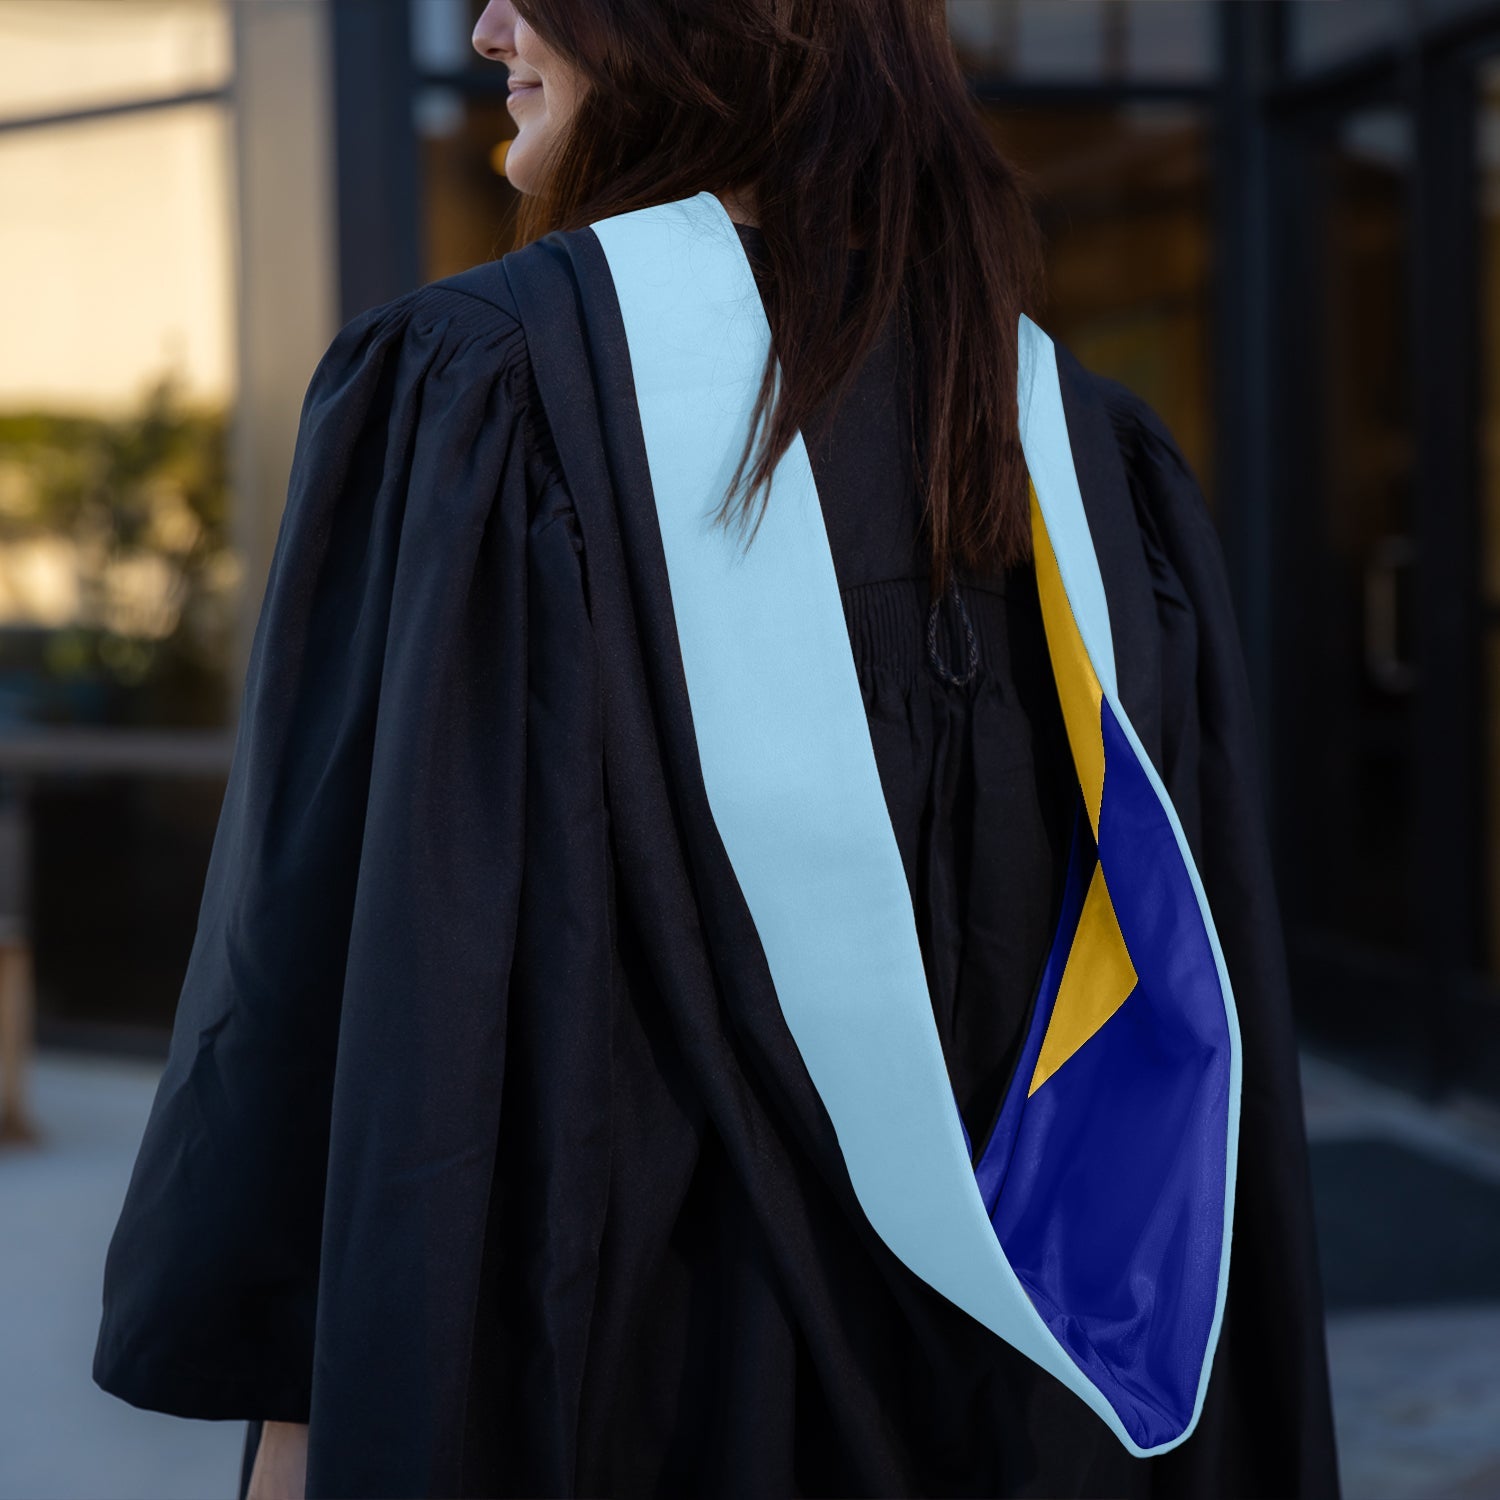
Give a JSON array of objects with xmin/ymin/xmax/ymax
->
[{"xmin": 965, "ymin": 702, "xmax": 1231, "ymax": 1447}]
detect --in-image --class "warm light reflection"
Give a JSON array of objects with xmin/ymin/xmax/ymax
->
[
  {"xmin": 0, "ymin": 381, "xmax": 237, "ymax": 719},
  {"xmin": 0, "ymin": 536, "xmax": 80, "ymax": 626},
  {"xmin": 423, "ymin": 95, "xmax": 520, "ymax": 279},
  {"xmin": 0, "ymin": 0, "xmax": 230, "ymax": 124},
  {"xmin": 0, "ymin": 103, "xmax": 235, "ymax": 413},
  {"xmin": 0, "ymin": 0, "xmax": 238, "ymax": 728},
  {"xmin": 985, "ymin": 103, "xmax": 1213, "ymax": 500}
]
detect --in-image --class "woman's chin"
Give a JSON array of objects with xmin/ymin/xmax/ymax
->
[{"xmin": 502, "ymin": 139, "xmax": 540, "ymax": 195}]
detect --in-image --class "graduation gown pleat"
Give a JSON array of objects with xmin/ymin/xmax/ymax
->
[{"xmin": 93, "ymin": 208, "xmax": 1340, "ymax": 1499}]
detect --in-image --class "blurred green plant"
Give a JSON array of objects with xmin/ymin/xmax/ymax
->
[{"xmin": 0, "ymin": 371, "xmax": 238, "ymax": 729}]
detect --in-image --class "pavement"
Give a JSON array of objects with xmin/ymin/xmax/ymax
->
[
  {"xmin": 1301, "ymin": 1052, "xmax": 1500, "ymax": 1499},
  {"xmin": 0, "ymin": 1053, "xmax": 243, "ymax": 1500},
  {"xmin": 2, "ymin": 1047, "xmax": 1499, "ymax": 1499}
]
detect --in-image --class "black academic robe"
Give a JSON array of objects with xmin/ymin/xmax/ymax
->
[{"xmin": 93, "ymin": 222, "xmax": 1341, "ymax": 1499}]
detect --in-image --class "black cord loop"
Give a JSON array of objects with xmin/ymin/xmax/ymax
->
[{"xmin": 925, "ymin": 574, "xmax": 979, "ymax": 686}]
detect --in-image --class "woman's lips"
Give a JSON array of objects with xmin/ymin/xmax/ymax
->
[{"xmin": 507, "ymin": 81, "xmax": 541, "ymax": 106}]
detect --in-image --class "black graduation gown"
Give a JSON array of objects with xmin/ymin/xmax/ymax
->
[{"xmin": 92, "ymin": 220, "xmax": 1341, "ymax": 1500}]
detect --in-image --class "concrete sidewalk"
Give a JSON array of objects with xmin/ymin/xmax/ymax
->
[
  {"xmin": 1302, "ymin": 1052, "xmax": 1500, "ymax": 1499},
  {"xmin": 4, "ymin": 1048, "xmax": 1500, "ymax": 1498},
  {"xmin": 0, "ymin": 1053, "xmax": 243, "ymax": 1500}
]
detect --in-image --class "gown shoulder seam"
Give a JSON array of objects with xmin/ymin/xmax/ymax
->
[{"xmin": 401, "ymin": 282, "xmax": 574, "ymax": 518}]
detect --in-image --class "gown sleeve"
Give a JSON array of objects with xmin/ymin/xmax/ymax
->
[
  {"xmin": 91, "ymin": 282, "xmax": 583, "ymax": 1430},
  {"xmin": 1095, "ymin": 376, "xmax": 1342, "ymax": 1497}
]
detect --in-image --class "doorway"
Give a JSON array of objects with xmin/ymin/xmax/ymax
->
[{"xmin": 1275, "ymin": 56, "xmax": 1500, "ymax": 1101}]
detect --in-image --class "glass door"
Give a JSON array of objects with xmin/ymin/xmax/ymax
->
[
  {"xmin": 1467, "ymin": 53, "xmax": 1500, "ymax": 1086},
  {"xmin": 1277, "ymin": 52, "xmax": 1500, "ymax": 1102},
  {"xmin": 1274, "ymin": 97, "xmax": 1432, "ymax": 1085}
]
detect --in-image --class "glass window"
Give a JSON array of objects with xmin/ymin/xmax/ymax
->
[
  {"xmin": 0, "ymin": 0, "xmax": 230, "ymax": 123},
  {"xmin": 946, "ymin": 0, "xmax": 1214, "ymax": 85},
  {"xmin": 0, "ymin": 0, "xmax": 242, "ymax": 1045},
  {"xmin": 1121, "ymin": 0, "xmax": 1217, "ymax": 83},
  {"xmin": 410, "ymin": 0, "xmax": 521, "ymax": 277},
  {"xmin": 1419, "ymin": 0, "xmax": 1500, "ymax": 24},
  {"xmin": 1475, "ymin": 58, "xmax": 1500, "ymax": 983},
  {"xmin": 0, "ymin": 106, "xmax": 234, "ymax": 415},
  {"xmin": 0, "ymin": 102, "xmax": 237, "ymax": 729},
  {"xmin": 1297, "ymin": 105, "xmax": 1417, "ymax": 953},
  {"xmin": 1285, "ymin": 0, "xmax": 1403, "ymax": 74},
  {"xmin": 34, "ymin": 772, "xmax": 229, "ymax": 1040},
  {"xmin": 1012, "ymin": 0, "xmax": 1114, "ymax": 80},
  {"xmin": 411, "ymin": 0, "xmax": 478, "ymax": 75},
  {"xmin": 418, "ymin": 91, "xmax": 519, "ymax": 280},
  {"xmin": 986, "ymin": 103, "xmax": 1215, "ymax": 506}
]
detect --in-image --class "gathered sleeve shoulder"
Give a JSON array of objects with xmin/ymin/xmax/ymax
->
[{"xmin": 92, "ymin": 280, "xmax": 589, "ymax": 1425}]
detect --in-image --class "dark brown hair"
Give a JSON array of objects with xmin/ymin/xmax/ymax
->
[{"xmin": 510, "ymin": 0, "xmax": 1045, "ymax": 594}]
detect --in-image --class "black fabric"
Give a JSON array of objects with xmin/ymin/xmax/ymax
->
[{"xmin": 95, "ymin": 221, "xmax": 1340, "ymax": 1500}]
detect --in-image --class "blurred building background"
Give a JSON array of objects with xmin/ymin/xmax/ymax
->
[
  {"xmin": 3, "ymin": 1, "xmax": 1500, "ymax": 1495},
  {"xmin": 1, "ymin": 0, "xmax": 1497, "ymax": 1103}
]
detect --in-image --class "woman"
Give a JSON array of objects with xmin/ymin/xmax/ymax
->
[{"xmin": 94, "ymin": 3, "xmax": 1341, "ymax": 1497}]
